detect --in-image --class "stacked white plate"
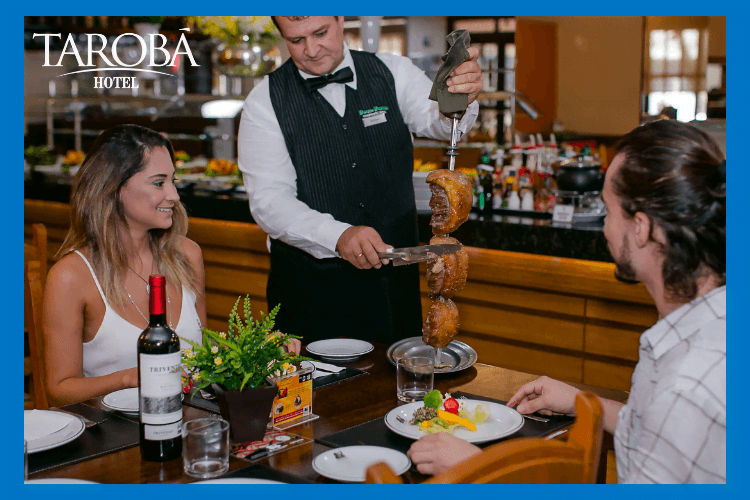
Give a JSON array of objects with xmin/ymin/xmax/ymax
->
[
  {"xmin": 24, "ymin": 410, "xmax": 85, "ymax": 453},
  {"xmin": 305, "ymin": 339, "xmax": 374, "ymax": 362},
  {"xmin": 102, "ymin": 388, "xmax": 140, "ymax": 414},
  {"xmin": 313, "ymin": 446, "xmax": 411, "ymax": 483}
]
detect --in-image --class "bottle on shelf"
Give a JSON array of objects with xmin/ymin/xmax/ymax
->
[
  {"xmin": 138, "ymin": 275, "xmax": 183, "ymax": 462},
  {"xmin": 477, "ymin": 164, "xmax": 494, "ymax": 215}
]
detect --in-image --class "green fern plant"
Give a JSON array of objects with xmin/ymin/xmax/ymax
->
[{"xmin": 182, "ymin": 296, "xmax": 308, "ymax": 391}]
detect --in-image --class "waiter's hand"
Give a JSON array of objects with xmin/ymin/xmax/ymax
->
[
  {"xmin": 336, "ymin": 226, "xmax": 392, "ymax": 269},
  {"xmin": 447, "ymin": 46, "xmax": 482, "ymax": 106}
]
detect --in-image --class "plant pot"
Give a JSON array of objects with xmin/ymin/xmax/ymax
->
[{"xmin": 211, "ymin": 383, "xmax": 277, "ymax": 443}]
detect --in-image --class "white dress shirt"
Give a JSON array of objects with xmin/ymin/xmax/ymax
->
[
  {"xmin": 237, "ymin": 43, "xmax": 479, "ymax": 259},
  {"xmin": 614, "ymin": 285, "xmax": 726, "ymax": 483}
]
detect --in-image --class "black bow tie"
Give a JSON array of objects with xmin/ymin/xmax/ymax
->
[{"xmin": 303, "ymin": 67, "xmax": 354, "ymax": 91}]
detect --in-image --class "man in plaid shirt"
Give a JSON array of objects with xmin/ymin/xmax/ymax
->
[{"xmin": 408, "ymin": 120, "xmax": 726, "ymax": 483}]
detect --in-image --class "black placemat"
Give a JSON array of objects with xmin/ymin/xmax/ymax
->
[
  {"xmin": 313, "ymin": 367, "xmax": 368, "ymax": 390},
  {"xmin": 216, "ymin": 464, "xmax": 315, "ymax": 484},
  {"xmin": 28, "ymin": 403, "xmax": 140, "ymax": 475},
  {"xmin": 316, "ymin": 392, "xmax": 574, "ymax": 454},
  {"xmin": 183, "ymin": 368, "xmax": 369, "ymax": 414},
  {"xmin": 183, "ymin": 389, "xmax": 221, "ymax": 414}
]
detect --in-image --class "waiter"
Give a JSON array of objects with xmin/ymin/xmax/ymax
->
[{"xmin": 237, "ymin": 16, "xmax": 481, "ymax": 345}]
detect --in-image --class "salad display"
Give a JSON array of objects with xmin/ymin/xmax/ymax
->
[{"xmin": 409, "ymin": 390, "xmax": 491, "ymax": 435}]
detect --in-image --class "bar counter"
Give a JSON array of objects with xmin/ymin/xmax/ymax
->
[{"xmin": 25, "ymin": 175, "xmax": 653, "ymax": 393}]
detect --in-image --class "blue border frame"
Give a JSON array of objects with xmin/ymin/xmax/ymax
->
[{"xmin": 14, "ymin": 3, "xmax": 739, "ymax": 498}]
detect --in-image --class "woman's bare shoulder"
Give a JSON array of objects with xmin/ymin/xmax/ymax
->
[
  {"xmin": 180, "ymin": 237, "xmax": 203, "ymax": 263},
  {"xmin": 46, "ymin": 250, "xmax": 94, "ymax": 293}
]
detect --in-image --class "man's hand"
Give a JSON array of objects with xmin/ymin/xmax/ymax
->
[
  {"xmin": 336, "ymin": 226, "xmax": 391, "ymax": 269},
  {"xmin": 447, "ymin": 46, "xmax": 482, "ymax": 106},
  {"xmin": 407, "ymin": 432, "xmax": 482, "ymax": 476},
  {"xmin": 506, "ymin": 376, "xmax": 581, "ymax": 416}
]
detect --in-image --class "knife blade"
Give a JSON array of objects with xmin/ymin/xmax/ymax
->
[{"xmin": 376, "ymin": 244, "xmax": 463, "ymax": 266}]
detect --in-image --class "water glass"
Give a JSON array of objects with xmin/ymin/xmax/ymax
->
[
  {"xmin": 397, "ymin": 356, "xmax": 435, "ymax": 402},
  {"xmin": 183, "ymin": 418, "xmax": 230, "ymax": 479}
]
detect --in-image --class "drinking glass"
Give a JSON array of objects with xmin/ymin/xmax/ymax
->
[
  {"xmin": 183, "ymin": 418, "xmax": 230, "ymax": 479},
  {"xmin": 397, "ymin": 356, "xmax": 435, "ymax": 402}
]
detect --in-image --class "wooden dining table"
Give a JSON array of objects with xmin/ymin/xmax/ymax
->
[{"xmin": 30, "ymin": 343, "xmax": 627, "ymax": 484}]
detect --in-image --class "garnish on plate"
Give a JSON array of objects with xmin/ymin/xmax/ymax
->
[{"xmin": 408, "ymin": 390, "xmax": 491, "ymax": 435}]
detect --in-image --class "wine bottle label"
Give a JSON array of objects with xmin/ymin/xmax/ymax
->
[
  {"xmin": 143, "ymin": 419, "xmax": 183, "ymax": 441},
  {"xmin": 139, "ymin": 352, "xmax": 182, "ymax": 425}
]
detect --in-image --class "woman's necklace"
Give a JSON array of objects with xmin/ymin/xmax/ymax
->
[
  {"xmin": 128, "ymin": 264, "xmax": 151, "ymax": 294},
  {"xmin": 123, "ymin": 282, "xmax": 173, "ymax": 329}
]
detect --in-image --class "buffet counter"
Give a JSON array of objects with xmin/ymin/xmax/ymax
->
[
  {"xmin": 25, "ymin": 197, "xmax": 655, "ymax": 392},
  {"xmin": 25, "ymin": 174, "xmax": 613, "ymax": 262}
]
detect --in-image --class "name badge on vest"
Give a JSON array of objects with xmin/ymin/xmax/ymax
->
[{"xmin": 359, "ymin": 106, "xmax": 389, "ymax": 127}]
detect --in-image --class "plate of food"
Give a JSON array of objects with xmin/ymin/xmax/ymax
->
[{"xmin": 384, "ymin": 390, "xmax": 524, "ymax": 444}]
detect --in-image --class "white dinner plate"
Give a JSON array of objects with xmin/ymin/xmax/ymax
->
[
  {"xmin": 384, "ymin": 400, "xmax": 524, "ymax": 444},
  {"xmin": 192, "ymin": 478, "xmax": 285, "ymax": 484},
  {"xmin": 312, "ymin": 446, "xmax": 411, "ymax": 483},
  {"xmin": 24, "ymin": 411, "xmax": 85, "ymax": 454},
  {"xmin": 306, "ymin": 339, "xmax": 374, "ymax": 361},
  {"xmin": 102, "ymin": 388, "xmax": 139, "ymax": 412},
  {"xmin": 25, "ymin": 478, "xmax": 98, "ymax": 484}
]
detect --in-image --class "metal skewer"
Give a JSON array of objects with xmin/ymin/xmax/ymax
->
[
  {"xmin": 435, "ymin": 346, "xmax": 443, "ymax": 368},
  {"xmin": 447, "ymin": 113, "xmax": 460, "ymax": 172}
]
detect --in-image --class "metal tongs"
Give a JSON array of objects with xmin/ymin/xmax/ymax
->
[{"xmin": 376, "ymin": 244, "xmax": 463, "ymax": 266}]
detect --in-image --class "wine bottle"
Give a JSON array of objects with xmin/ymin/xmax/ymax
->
[{"xmin": 137, "ymin": 275, "xmax": 182, "ymax": 462}]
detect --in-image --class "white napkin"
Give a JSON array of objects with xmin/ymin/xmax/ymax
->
[
  {"xmin": 24, "ymin": 410, "xmax": 73, "ymax": 442},
  {"xmin": 311, "ymin": 361, "xmax": 345, "ymax": 379}
]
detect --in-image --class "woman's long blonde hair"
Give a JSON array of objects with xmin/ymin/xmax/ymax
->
[{"xmin": 58, "ymin": 124, "xmax": 196, "ymax": 306}]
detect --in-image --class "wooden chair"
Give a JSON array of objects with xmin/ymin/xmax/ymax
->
[
  {"xmin": 24, "ymin": 223, "xmax": 48, "ymax": 409},
  {"xmin": 25, "ymin": 260, "xmax": 49, "ymax": 410},
  {"xmin": 366, "ymin": 392, "xmax": 603, "ymax": 484}
]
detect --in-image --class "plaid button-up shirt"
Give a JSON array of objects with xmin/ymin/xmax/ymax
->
[{"xmin": 615, "ymin": 285, "xmax": 726, "ymax": 483}]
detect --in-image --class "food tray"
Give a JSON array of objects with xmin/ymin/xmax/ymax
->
[{"xmin": 386, "ymin": 337, "xmax": 477, "ymax": 374}]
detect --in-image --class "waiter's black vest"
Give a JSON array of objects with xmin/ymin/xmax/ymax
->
[{"xmin": 267, "ymin": 51, "xmax": 422, "ymax": 345}]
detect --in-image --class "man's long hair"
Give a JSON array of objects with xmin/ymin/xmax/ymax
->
[
  {"xmin": 613, "ymin": 119, "xmax": 725, "ymax": 300},
  {"xmin": 58, "ymin": 124, "xmax": 195, "ymax": 306}
]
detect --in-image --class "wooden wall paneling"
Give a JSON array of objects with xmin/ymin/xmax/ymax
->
[
  {"xmin": 457, "ymin": 301, "xmax": 584, "ymax": 351},
  {"xmin": 461, "ymin": 334, "xmax": 583, "ymax": 384},
  {"xmin": 187, "ymin": 217, "xmax": 269, "ymax": 253},
  {"xmin": 585, "ymin": 324, "xmax": 641, "ymax": 362},
  {"xmin": 583, "ymin": 359, "xmax": 636, "ymax": 392},
  {"xmin": 465, "ymin": 247, "xmax": 654, "ymax": 305},
  {"xmin": 203, "ymin": 265, "xmax": 269, "ymax": 298},
  {"xmin": 419, "ymin": 273, "xmax": 586, "ymax": 317},
  {"xmin": 201, "ymin": 246, "xmax": 270, "ymax": 271},
  {"xmin": 586, "ymin": 298, "xmax": 657, "ymax": 328}
]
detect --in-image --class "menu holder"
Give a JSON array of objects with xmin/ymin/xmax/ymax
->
[
  {"xmin": 316, "ymin": 392, "xmax": 575, "ymax": 455},
  {"xmin": 27, "ymin": 402, "xmax": 140, "ymax": 476}
]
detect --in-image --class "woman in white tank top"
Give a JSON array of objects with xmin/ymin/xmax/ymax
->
[{"xmin": 43, "ymin": 125, "xmax": 208, "ymax": 406}]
